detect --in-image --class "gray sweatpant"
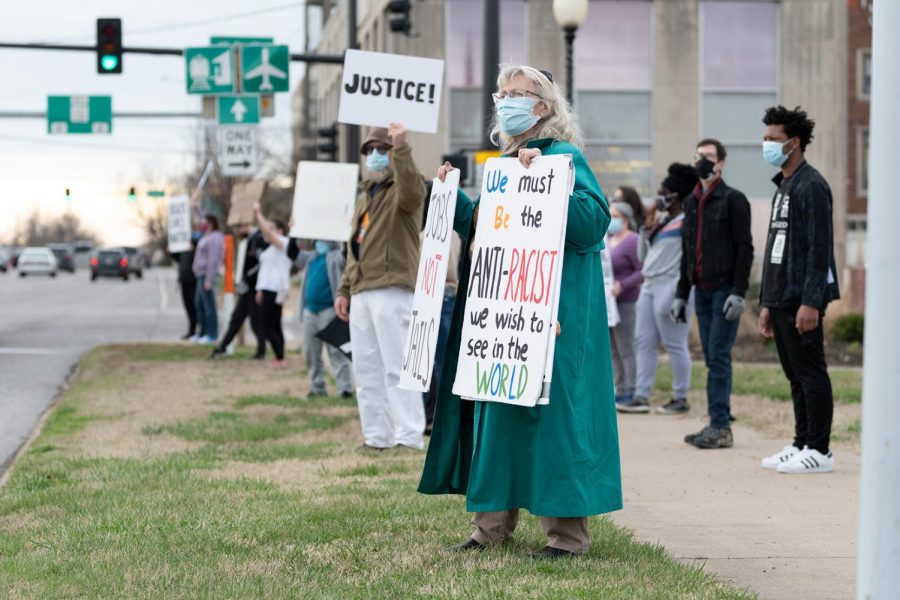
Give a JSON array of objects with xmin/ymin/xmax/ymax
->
[
  {"xmin": 302, "ymin": 307, "xmax": 354, "ymax": 395},
  {"xmin": 634, "ymin": 279, "xmax": 693, "ymax": 400},
  {"xmin": 609, "ymin": 301, "xmax": 637, "ymax": 397}
]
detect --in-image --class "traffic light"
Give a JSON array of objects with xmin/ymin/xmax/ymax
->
[
  {"xmin": 65, "ymin": 188, "xmax": 71, "ymax": 201},
  {"xmin": 96, "ymin": 18, "xmax": 123, "ymax": 74},
  {"xmin": 317, "ymin": 123, "xmax": 339, "ymax": 162},
  {"xmin": 128, "ymin": 186, "xmax": 136, "ymax": 202},
  {"xmin": 388, "ymin": 0, "xmax": 412, "ymax": 35}
]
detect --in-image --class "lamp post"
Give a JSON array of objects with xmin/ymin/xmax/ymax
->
[{"xmin": 552, "ymin": 0, "xmax": 589, "ymax": 106}]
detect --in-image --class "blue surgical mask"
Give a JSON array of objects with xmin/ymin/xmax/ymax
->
[
  {"xmin": 315, "ymin": 241, "xmax": 331, "ymax": 255},
  {"xmin": 366, "ymin": 148, "xmax": 391, "ymax": 172},
  {"xmin": 763, "ymin": 140, "xmax": 792, "ymax": 167},
  {"xmin": 497, "ymin": 96, "xmax": 540, "ymax": 136},
  {"xmin": 607, "ymin": 217, "xmax": 623, "ymax": 235}
]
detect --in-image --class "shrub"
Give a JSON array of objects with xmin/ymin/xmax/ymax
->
[{"xmin": 832, "ymin": 313, "xmax": 864, "ymax": 344}]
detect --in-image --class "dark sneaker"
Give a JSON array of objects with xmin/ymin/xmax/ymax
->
[
  {"xmin": 690, "ymin": 426, "xmax": 733, "ymax": 449},
  {"xmin": 340, "ymin": 391, "xmax": 355, "ymax": 400},
  {"xmin": 209, "ymin": 347, "xmax": 226, "ymax": 359},
  {"xmin": 685, "ymin": 425, "xmax": 713, "ymax": 445},
  {"xmin": 449, "ymin": 538, "xmax": 484, "ymax": 552},
  {"xmin": 616, "ymin": 396, "xmax": 650, "ymax": 413},
  {"xmin": 530, "ymin": 546, "xmax": 574, "ymax": 559},
  {"xmin": 655, "ymin": 398, "xmax": 689, "ymax": 415}
]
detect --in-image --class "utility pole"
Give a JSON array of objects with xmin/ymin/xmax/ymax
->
[
  {"xmin": 481, "ymin": 0, "xmax": 500, "ymax": 150},
  {"xmin": 857, "ymin": 2, "xmax": 900, "ymax": 598},
  {"xmin": 345, "ymin": 0, "xmax": 360, "ymax": 164}
]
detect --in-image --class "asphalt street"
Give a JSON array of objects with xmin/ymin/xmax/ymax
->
[{"xmin": 0, "ymin": 266, "xmax": 186, "ymax": 474}]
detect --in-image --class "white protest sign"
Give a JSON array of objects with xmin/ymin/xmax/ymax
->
[
  {"xmin": 452, "ymin": 155, "xmax": 574, "ymax": 407},
  {"xmin": 338, "ymin": 49, "xmax": 444, "ymax": 134},
  {"xmin": 289, "ymin": 161, "xmax": 360, "ymax": 241},
  {"xmin": 167, "ymin": 194, "xmax": 192, "ymax": 253},
  {"xmin": 601, "ymin": 240, "xmax": 620, "ymax": 327},
  {"xmin": 399, "ymin": 170, "xmax": 460, "ymax": 392}
]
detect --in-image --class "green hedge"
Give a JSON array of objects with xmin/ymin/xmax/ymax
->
[{"xmin": 832, "ymin": 313, "xmax": 864, "ymax": 344}]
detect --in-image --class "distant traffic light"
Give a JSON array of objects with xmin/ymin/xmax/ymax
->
[
  {"xmin": 65, "ymin": 188, "xmax": 71, "ymax": 201},
  {"xmin": 388, "ymin": 0, "xmax": 412, "ymax": 35},
  {"xmin": 96, "ymin": 18, "xmax": 123, "ymax": 74},
  {"xmin": 317, "ymin": 124, "xmax": 339, "ymax": 162},
  {"xmin": 128, "ymin": 186, "xmax": 136, "ymax": 202}
]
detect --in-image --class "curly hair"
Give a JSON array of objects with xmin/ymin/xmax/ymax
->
[
  {"xmin": 489, "ymin": 64, "xmax": 584, "ymax": 154},
  {"xmin": 762, "ymin": 105, "xmax": 816, "ymax": 151}
]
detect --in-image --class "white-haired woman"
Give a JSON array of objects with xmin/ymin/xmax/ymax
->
[{"xmin": 419, "ymin": 65, "xmax": 622, "ymax": 558}]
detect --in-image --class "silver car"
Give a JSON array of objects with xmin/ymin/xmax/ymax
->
[{"xmin": 17, "ymin": 247, "xmax": 58, "ymax": 277}]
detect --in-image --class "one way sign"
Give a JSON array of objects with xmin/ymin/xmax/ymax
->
[
  {"xmin": 217, "ymin": 95, "xmax": 260, "ymax": 125},
  {"xmin": 219, "ymin": 126, "xmax": 258, "ymax": 177}
]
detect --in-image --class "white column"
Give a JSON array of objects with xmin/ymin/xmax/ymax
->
[{"xmin": 857, "ymin": 1, "xmax": 900, "ymax": 598}]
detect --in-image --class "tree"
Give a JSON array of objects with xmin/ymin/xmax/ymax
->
[{"xmin": 13, "ymin": 210, "xmax": 99, "ymax": 247}]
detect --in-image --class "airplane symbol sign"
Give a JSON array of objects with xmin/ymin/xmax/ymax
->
[{"xmin": 241, "ymin": 45, "xmax": 289, "ymax": 93}]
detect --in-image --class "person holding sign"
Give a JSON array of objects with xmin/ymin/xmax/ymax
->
[
  {"xmin": 334, "ymin": 123, "xmax": 428, "ymax": 451},
  {"xmin": 419, "ymin": 65, "xmax": 622, "ymax": 558}
]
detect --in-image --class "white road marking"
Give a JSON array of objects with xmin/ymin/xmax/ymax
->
[
  {"xmin": 0, "ymin": 347, "xmax": 65, "ymax": 355},
  {"xmin": 157, "ymin": 271, "xmax": 169, "ymax": 311}
]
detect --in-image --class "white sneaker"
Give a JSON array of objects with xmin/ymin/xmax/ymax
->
[
  {"xmin": 195, "ymin": 335, "xmax": 215, "ymax": 346},
  {"xmin": 188, "ymin": 335, "xmax": 200, "ymax": 343},
  {"xmin": 777, "ymin": 448, "xmax": 834, "ymax": 474},
  {"xmin": 761, "ymin": 444, "xmax": 801, "ymax": 470}
]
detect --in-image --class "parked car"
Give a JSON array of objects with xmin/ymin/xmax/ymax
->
[
  {"xmin": 0, "ymin": 246, "xmax": 9, "ymax": 272},
  {"xmin": 122, "ymin": 247, "xmax": 146, "ymax": 279},
  {"xmin": 17, "ymin": 247, "xmax": 58, "ymax": 277},
  {"xmin": 90, "ymin": 248, "xmax": 130, "ymax": 281},
  {"xmin": 47, "ymin": 243, "xmax": 76, "ymax": 273}
]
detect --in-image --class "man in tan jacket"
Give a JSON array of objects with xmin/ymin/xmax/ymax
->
[{"xmin": 335, "ymin": 122, "xmax": 427, "ymax": 451}]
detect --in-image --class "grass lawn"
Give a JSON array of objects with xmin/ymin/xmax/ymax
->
[{"xmin": 0, "ymin": 345, "xmax": 755, "ymax": 599}]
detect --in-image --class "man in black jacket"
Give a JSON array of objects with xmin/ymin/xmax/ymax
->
[
  {"xmin": 672, "ymin": 138, "xmax": 754, "ymax": 449},
  {"xmin": 758, "ymin": 106, "xmax": 839, "ymax": 474}
]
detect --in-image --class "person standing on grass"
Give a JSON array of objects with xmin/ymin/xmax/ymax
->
[
  {"xmin": 191, "ymin": 214, "xmax": 225, "ymax": 345},
  {"xmin": 420, "ymin": 65, "xmax": 621, "ymax": 560},
  {"xmin": 608, "ymin": 202, "xmax": 642, "ymax": 407},
  {"xmin": 758, "ymin": 106, "xmax": 840, "ymax": 474},
  {"xmin": 173, "ymin": 232, "xmax": 199, "ymax": 340},
  {"xmin": 620, "ymin": 163, "xmax": 698, "ymax": 415},
  {"xmin": 333, "ymin": 122, "xmax": 428, "ymax": 452},
  {"xmin": 672, "ymin": 139, "xmax": 754, "ymax": 450},
  {"xmin": 296, "ymin": 240, "xmax": 354, "ymax": 399},
  {"xmin": 253, "ymin": 202, "xmax": 292, "ymax": 367}
]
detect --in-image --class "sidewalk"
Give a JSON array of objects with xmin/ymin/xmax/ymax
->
[{"xmin": 611, "ymin": 412, "xmax": 858, "ymax": 600}]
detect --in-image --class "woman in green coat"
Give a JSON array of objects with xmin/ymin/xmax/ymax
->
[{"xmin": 419, "ymin": 65, "xmax": 622, "ymax": 558}]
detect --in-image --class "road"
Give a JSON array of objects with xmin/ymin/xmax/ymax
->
[{"xmin": 0, "ymin": 267, "xmax": 186, "ymax": 474}]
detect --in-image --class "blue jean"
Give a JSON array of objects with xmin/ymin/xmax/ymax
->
[
  {"xmin": 194, "ymin": 275, "xmax": 219, "ymax": 339},
  {"xmin": 432, "ymin": 293, "xmax": 457, "ymax": 395},
  {"xmin": 694, "ymin": 286, "xmax": 739, "ymax": 429}
]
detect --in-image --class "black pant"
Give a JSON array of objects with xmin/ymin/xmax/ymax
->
[
  {"xmin": 259, "ymin": 290, "xmax": 285, "ymax": 360},
  {"xmin": 180, "ymin": 279, "xmax": 197, "ymax": 336},
  {"xmin": 770, "ymin": 307, "xmax": 834, "ymax": 454},
  {"xmin": 217, "ymin": 292, "xmax": 266, "ymax": 356}
]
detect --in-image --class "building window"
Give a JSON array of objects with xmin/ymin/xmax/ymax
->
[
  {"xmin": 857, "ymin": 126, "xmax": 869, "ymax": 196},
  {"xmin": 857, "ymin": 48, "xmax": 871, "ymax": 100},
  {"xmin": 576, "ymin": 0, "xmax": 653, "ymax": 195},
  {"xmin": 700, "ymin": 1, "xmax": 778, "ymax": 199}
]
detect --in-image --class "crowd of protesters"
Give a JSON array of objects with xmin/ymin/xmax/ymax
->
[{"xmin": 169, "ymin": 65, "xmax": 839, "ymax": 556}]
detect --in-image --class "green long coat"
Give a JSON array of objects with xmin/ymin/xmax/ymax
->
[{"xmin": 418, "ymin": 138, "xmax": 623, "ymax": 517}]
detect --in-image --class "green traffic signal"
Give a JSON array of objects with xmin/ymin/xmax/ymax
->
[
  {"xmin": 128, "ymin": 186, "xmax": 136, "ymax": 202},
  {"xmin": 100, "ymin": 55, "xmax": 119, "ymax": 72}
]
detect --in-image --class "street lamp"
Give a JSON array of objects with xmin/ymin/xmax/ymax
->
[{"xmin": 552, "ymin": 0, "xmax": 589, "ymax": 106}]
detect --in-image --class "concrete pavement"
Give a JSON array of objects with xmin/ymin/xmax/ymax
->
[
  {"xmin": 612, "ymin": 411, "xmax": 857, "ymax": 600},
  {"xmin": 0, "ymin": 267, "xmax": 185, "ymax": 473}
]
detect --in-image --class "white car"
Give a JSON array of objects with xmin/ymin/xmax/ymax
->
[{"xmin": 17, "ymin": 247, "xmax": 58, "ymax": 277}]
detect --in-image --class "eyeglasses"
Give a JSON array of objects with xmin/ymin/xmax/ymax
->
[
  {"xmin": 492, "ymin": 89, "xmax": 543, "ymax": 103},
  {"xmin": 693, "ymin": 152, "xmax": 718, "ymax": 163}
]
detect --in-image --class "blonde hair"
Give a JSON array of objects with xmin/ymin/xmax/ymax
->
[{"xmin": 489, "ymin": 64, "xmax": 585, "ymax": 154}]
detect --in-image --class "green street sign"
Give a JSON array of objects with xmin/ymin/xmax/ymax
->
[
  {"xmin": 47, "ymin": 96, "xmax": 112, "ymax": 134},
  {"xmin": 211, "ymin": 36, "xmax": 273, "ymax": 45},
  {"xmin": 185, "ymin": 47, "xmax": 235, "ymax": 95},
  {"xmin": 217, "ymin": 95, "xmax": 260, "ymax": 125},
  {"xmin": 147, "ymin": 190, "xmax": 166, "ymax": 198},
  {"xmin": 241, "ymin": 45, "xmax": 289, "ymax": 93}
]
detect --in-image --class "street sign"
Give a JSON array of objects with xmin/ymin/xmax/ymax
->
[
  {"xmin": 241, "ymin": 45, "xmax": 289, "ymax": 93},
  {"xmin": 211, "ymin": 36, "xmax": 273, "ymax": 45},
  {"xmin": 217, "ymin": 95, "xmax": 260, "ymax": 125},
  {"xmin": 147, "ymin": 190, "xmax": 166, "ymax": 198},
  {"xmin": 185, "ymin": 47, "xmax": 235, "ymax": 94},
  {"xmin": 47, "ymin": 96, "xmax": 112, "ymax": 134},
  {"xmin": 219, "ymin": 126, "xmax": 258, "ymax": 177}
]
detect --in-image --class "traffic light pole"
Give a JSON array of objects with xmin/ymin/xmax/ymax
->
[{"xmin": 345, "ymin": 0, "xmax": 360, "ymax": 164}]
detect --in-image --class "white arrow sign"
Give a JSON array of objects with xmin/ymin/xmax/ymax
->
[{"xmin": 230, "ymin": 100, "xmax": 248, "ymax": 123}]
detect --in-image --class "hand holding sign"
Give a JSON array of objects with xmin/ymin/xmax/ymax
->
[{"xmin": 388, "ymin": 122, "xmax": 407, "ymax": 147}]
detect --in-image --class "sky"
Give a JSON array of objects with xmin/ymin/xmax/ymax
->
[{"xmin": 0, "ymin": 1, "xmax": 311, "ymax": 246}]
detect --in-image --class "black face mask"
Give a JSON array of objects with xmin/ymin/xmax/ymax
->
[
  {"xmin": 694, "ymin": 156, "xmax": 716, "ymax": 181},
  {"xmin": 655, "ymin": 195, "xmax": 673, "ymax": 211}
]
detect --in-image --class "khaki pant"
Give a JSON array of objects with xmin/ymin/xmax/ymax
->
[{"xmin": 471, "ymin": 510, "xmax": 589, "ymax": 554}]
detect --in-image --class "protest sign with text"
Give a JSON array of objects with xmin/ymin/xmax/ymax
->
[
  {"xmin": 167, "ymin": 194, "xmax": 192, "ymax": 253},
  {"xmin": 399, "ymin": 170, "xmax": 460, "ymax": 392},
  {"xmin": 338, "ymin": 49, "xmax": 444, "ymax": 134},
  {"xmin": 452, "ymin": 155, "xmax": 574, "ymax": 407},
  {"xmin": 289, "ymin": 161, "xmax": 360, "ymax": 241}
]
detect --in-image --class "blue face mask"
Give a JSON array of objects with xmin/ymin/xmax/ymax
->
[
  {"xmin": 763, "ymin": 140, "xmax": 792, "ymax": 167},
  {"xmin": 315, "ymin": 241, "xmax": 331, "ymax": 255},
  {"xmin": 607, "ymin": 217, "xmax": 623, "ymax": 235},
  {"xmin": 366, "ymin": 148, "xmax": 391, "ymax": 172},
  {"xmin": 497, "ymin": 96, "xmax": 540, "ymax": 136}
]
